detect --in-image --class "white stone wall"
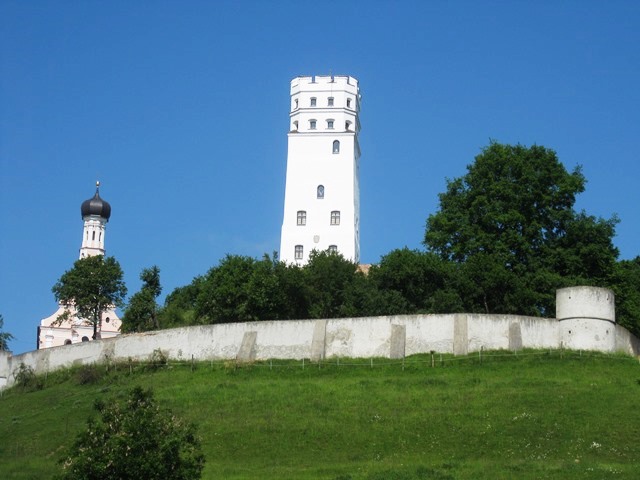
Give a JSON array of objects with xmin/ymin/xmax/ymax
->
[{"xmin": 3, "ymin": 309, "xmax": 638, "ymax": 389}]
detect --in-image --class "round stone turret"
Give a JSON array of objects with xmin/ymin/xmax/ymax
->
[
  {"xmin": 557, "ymin": 286, "xmax": 615, "ymax": 352},
  {"xmin": 81, "ymin": 181, "xmax": 111, "ymax": 220}
]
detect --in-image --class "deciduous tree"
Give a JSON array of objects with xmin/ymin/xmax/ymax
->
[
  {"xmin": 58, "ymin": 387, "xmax": 204, "ymax": 480},
  {"xmin": 424, "ymin": 142, "xmax": 619, "ymax": 315},
  {"xmin": 122, "ymin": 266, "xmax": 162, "ymax": 332},
  {"xmin": 0, "ymin": 314, "xmax": 13, "ymax": 351},
  {"xmin": 52, "ymin": 256, "xmax": 127, "ymax": 339}
]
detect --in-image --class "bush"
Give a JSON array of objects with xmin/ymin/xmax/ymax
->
[
  {"xmin": 58, "ymin": 386, "xmax": 205, "ymax": 480},
  {"xmin": 12, "ymin": 363, "xmax": 43, "ymax": 391},
  {"xmin": 146, "ymin": 348, "xmax": 168, "ymax": 371},
  {"xmin": 75, "ymin": 364, "xmax": 103, "ymax": 385}
]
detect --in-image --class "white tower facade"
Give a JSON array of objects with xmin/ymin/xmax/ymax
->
[
  {"xmin": 79, "ymin": 181, "xmax": 110, "ymax": 258},
  {"xmin": 280, "ymin": 75, "xmax": 361, "ymax": 265}
]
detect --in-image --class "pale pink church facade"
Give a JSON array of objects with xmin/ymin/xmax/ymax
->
[{"xmin": 37, "ymin": 183, "xmax": 122, "ymax": 349}]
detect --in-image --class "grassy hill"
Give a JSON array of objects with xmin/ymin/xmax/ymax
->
[{"xmin": 1, "ymin": 350, "xmax": 639, "ymax": 479}]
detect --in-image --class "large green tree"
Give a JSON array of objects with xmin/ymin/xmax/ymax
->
[
  {"xmin": 369, "ymin": 248, "xmax": 463, "ymax": 314},
  {"xmin": 611, "ymin": 257, "xmax": 640, "ymax": 336},
  {"xmin": 58, "ymin": 387, "xmax": 204, "ymax": 480},
  {"xmin": 0, "ymin": 314, "xmax": 13, "ymax": 351},
  {"xmin": 424, "ymin": 142, "xmax": 619, "ymax": 315},
  {"xmin": 122, "ymin": 266, "xmax": 162, "ymax": 333},
  {"xmin": 52, "ymin": 255, "xmax": 127, "ymax": 340}
]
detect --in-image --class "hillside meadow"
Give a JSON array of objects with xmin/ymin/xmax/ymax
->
[{"xmin": 1, "ymin": 350, "xmax": 639, "ymax": 479}]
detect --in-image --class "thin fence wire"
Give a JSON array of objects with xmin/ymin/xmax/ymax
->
[{"xmin": 106, "ymin": 348, "xmax": 639, "ymax": 374}]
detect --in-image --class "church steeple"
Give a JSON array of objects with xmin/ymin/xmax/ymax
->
[{"xmin": 79, "ymin": 181, "xmax": 111, "ymax": 258}]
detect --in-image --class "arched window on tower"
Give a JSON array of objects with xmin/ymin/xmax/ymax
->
[
  {"xmin": 317, "ymin": 185, "xmax": 325, "ymax": 199},
  {"xmin": 92, "ymin": 231, "xmax": 96, "ymax": 240},
  {"xmin": 346, "ymin": 121, "xmax": 352, "ymax": 131},
  {"xmin": 333, "ymin": 140, "xmax": 340, "ymax": 154}
]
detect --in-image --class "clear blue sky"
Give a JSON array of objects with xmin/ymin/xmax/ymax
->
[{"xmin": 1, "ymin": 1, "xmax": 639, "ymax": 354}]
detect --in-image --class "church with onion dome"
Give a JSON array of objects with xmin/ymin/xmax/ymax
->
[{"xmin": 37, "ymin": 183, "xmax": 122, "ymax": 349}]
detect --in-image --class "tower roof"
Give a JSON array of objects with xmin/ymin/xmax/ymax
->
[{"xmin": 81, "ymin": 181, "xmax": 111, "ymax": 220}]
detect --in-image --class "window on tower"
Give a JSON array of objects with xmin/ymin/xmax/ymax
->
[
  {"xmin": 297, "ymin": 210, "xmax": 307, "ymax": 225},
  {"xmin": 328, "ymin": 97, "xmax": 334, "ymax": 106},
  {"xmin": 295, "ymin": 245, "xmax": 303, "ymax": 260},
  {"xmin": 333, "ymin": 140, "xmax": 340, "ymax": 154},
  {"xmin": 328, "ymin": 245, "xmax": 338, "ymax": 253},
  {"xmin": 327, "ymin": 119, "xmax": 334, "ymax": 129},
  {"xmin": 331, "ymin": 211, "xmax": 341, "ymax": 225},
  {"xmin": 92, "ymin": 231, "xmax": 95, "ymax": 240},
  {"xmin": 294, "ymin": 98, "xmax": 298, "ymax": 109},
  {"xmin": 310, "ymin": 97, "xmax": 317, "ymax": 107},
  {"xmin": 346, "ymin": 121, "xmax": 352, "ymax": 131},
  {"xmin": 317, "ymin": 185, "xmax": 325, "ymax": 199},
  {"xmin": 310, "ymin": 119, "xmax": 317, "ymax": 130},
  {"xmin": 347, "ymin": 98, "xmax": 352, "ymax": 108},
  {"xmin": 292, "ymin": 120, "xmax": 298, "ymax": 131}
]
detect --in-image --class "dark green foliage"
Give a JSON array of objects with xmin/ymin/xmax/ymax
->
[
  {"xmin": 145, "ymin": 348, "xmax": 169, "ymax": 371},
  {"xmin": 122, "ymin": 266, "xmax": 162, "ymax": 332},
  {"xmin": 194, "ymin": 253, "xmax": 299, "ymax": 323},
  {"xmin": 304, "ymin": 250, "xmax": 364, "ymax": 318},
  {"xmin": 58, "ymin": 387, "xmax": 204, "ymax": 480},
  {"xmin": 75, "ymin": 364, "xmax": 103, "ymax": 385},
  {"xmin": 160, "ymin": 278, "xmax": 205, "ymax": 328},
  {"xmin": 0, "ymin": 314, "xmax": 13, "ymax": 351},
  {"xmin": 52, "ymin": 255, "xmax": 127, "ymax": 339},
  {"xmin": 424, "ymin": 142, "xmax": 619, "ymax": 315},
  {"xmin": 12, "ymin": 363, "xmax": 43, "ymax": 391},
  {"xmin": 171, "ymin": 250, "xmax": 400, "ymax": 325},
  {"xmin": 369, "ymin": 248, "xmax": 462, "ymax": 313},
  {"xmin": 611, "ymin": 257, "xmax": 640, "ymax": 336}
]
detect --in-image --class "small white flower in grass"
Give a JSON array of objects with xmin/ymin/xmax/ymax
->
[{"xmin": 590, "ymin": 441, "xmax": 601, "ymax": 449}]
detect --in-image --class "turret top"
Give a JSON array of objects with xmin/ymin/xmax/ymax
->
[{"xmin": 80, "ymin": 181, "xmax": 111, "ymax": 220}]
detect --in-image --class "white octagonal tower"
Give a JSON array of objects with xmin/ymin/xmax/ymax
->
[{"xmin": 280, "ymin": 75, "xmax": 361, "ymax": 265}]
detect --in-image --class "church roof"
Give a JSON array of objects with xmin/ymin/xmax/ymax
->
[{"xmin": 81, "ymin": 182, "xmax": 111, "ymax": 220}]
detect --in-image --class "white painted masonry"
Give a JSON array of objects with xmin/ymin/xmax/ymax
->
[
  {"xmin": 280, "ymin": 75, "xmax": 361, "ymax": 264},
  {"xmin": 2, "ymin": 287, "xmax": 638, "ymax": 390}
]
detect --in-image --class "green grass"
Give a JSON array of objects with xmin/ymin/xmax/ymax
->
[{"xmin": 1, "ymin": 351, "xmax": 639, "ymax": 479}]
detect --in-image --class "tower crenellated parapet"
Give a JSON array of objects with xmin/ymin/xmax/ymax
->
[{"xmin": 557, "ymin": 286, "xmax": 616, "ymax": 351}]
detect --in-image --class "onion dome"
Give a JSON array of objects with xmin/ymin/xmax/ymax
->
[{"xmin": 81, "ymin": 181, "xmax": 111, "ymax": 220}]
